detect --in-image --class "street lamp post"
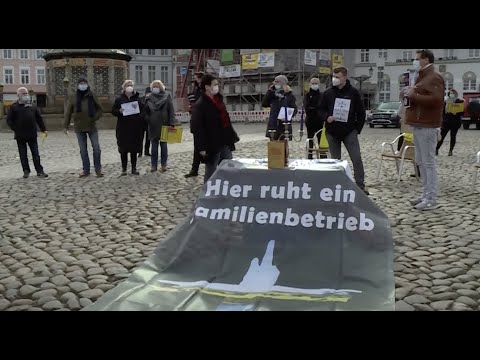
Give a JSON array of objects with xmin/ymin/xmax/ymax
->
[{"xmin": 352, "ymin": 66, "xmax": 374, "ymax": 109}]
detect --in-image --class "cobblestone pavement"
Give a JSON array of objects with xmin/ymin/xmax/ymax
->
[{"xmin": 1, "ymin": 124, "xmax": 480, "ymax": 311}]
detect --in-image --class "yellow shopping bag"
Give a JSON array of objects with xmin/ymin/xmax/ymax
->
[
  {"xmin": 160, "ymin": 126, "xmax": 183, "ymax": 143},
  {"xmin": 319, "ymin": 124, "xmax": 329, "ymax": 150}
]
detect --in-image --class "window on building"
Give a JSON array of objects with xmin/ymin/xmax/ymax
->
[
  {"xmin": 20, "ymin": 49, "xmax": 29, "ymax": 59},
  {"xmin": 20, "ymin": 68, "xmax": 30, "ymax": 84},
  {"xmin": 443, "ymin": 72, "xmax": 454, "ymax": 91},
  {"xmin": 469, "ymin": 49, "xmax": 480, "ymax": 58},
  {"xmin": 148, "ymin": 49, "xmax": 156, "ymax": 56},
  {"xmin": 35, "ymin": 49, "xmax": 45, "ymax": 60},
  {"xmin": 36, "ymin": 68, "xmax": 46, "ymax": 85},
  {"xmin": 160, "ymin": 49, "xmax": 169, "ymax": 56},
  {"xmin": 148, "ymin": 65, "xmax": 156, "ymax": 83},
  {"xmin": 378, "ymin": 49, "xmax": 388, "ymax": 60},
  {"xmin": 3, "ymin": 49, "xmax": 13, "ymax": 59},
  {"xmin": 379, "ymin": 75, "xmax": 391, "ymax": 103},
  {"xmin": 463, "ymin": 72, "xmax": 477, "ymax": 91},
  {"xmin": 3, "ymin": 67, "xmax": 14, "ymax": 84},
  {"xmin": 160, "ymin": 66, "xmax": 169, "ymax": 86},
  {"xmin": 135, "ymin": 49, "xmax": 143, "ymax": 55},
  {"xmin": 402, "ymin": 50, "xmax": 413, "ymax": 61},
  {"xmin": 360, "ymin": 49, "xmax": 369, "ymax": 63},
  {"xmin": 135, "ymin": 65, "xmax": 143, "ymax": 84},
  {"xmin": 377, "ymin": 66, "xmax": 384, "ymax": 81},
  {"xmin": 444, "ymin": 49, "xmax": 455, "ymax": 58}
]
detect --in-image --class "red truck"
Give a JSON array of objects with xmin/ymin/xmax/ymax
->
[{"xmin": 462, "ymin": 92, "xmax": 480, "ymax": 130}]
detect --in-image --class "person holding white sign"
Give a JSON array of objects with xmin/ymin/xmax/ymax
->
[
  {"xmin": 319, "ymin": 67, "xmax": 368, "ymax": 195},
  {"xmin": 112, "ymin": 80, "xmax": 145, "ymax": 176},
  {"xmin": 262, "ymin": 75, "xmax": 297, "ymax": 140}
]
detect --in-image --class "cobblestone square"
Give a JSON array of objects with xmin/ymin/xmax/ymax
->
[{"xmin": 1, "ymin": 124, "xmax": 479, "ymax": 311}]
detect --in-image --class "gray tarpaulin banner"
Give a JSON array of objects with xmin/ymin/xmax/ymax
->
[{"xmin": 85, "ymin": 159, "xmax": 395, "ymax": 311}]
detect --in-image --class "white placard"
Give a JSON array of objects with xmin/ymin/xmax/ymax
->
[
  {"xmin": 277, "ymin": 107, "xmax": 295, "ymax": 121},
  {"xmin": 121, "ymin": 101, "xmax": 140, "ymax": 116},
  {"xmin": 333, "ymin": 98, "xmax": 351, "ymax": 123}
]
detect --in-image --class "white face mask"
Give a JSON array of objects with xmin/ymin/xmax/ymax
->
[
  {"xmin": 152, "ymin": 88, "xmax": 161, "ymax": 94},
  {"xmin": 125, "ymin": 86, "xmax": 134, "ymax": 94},
  {"xmin": 20, "ymin": 95, "xmax": 31, "ymax": 104},
  {"xmin": 310, "ymin": 84, "xmax": 319, "ymax": 91},
  {"xmin": 274, "ymin": 84, "xmax": 282, "ymax": 90},
  {"xmin": 211, "ymin": 85, "xmax": 219, "ymax": 95},
  {"xmin": 412, "ymin": 60, "xmax": 421, "ymax": 71},
  {"xmin": 332, "ymin": 78, "xmax": 341, "ymax": 87},
  {"xmin": 449, "ymin": 93, "xmax": 456, "ymax": 99},
  {"xmin": 78, "ymin": 83, "xmax": 88, "ymax": 91}
]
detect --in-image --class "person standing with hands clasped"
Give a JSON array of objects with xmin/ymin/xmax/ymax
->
[
  {"xmin": 319, "ymin": 67, "xmax": 368, "ymax": 195},
  {"xmin": 112, "ymin": 80, "xmax": 144, "ymax": 176},
  {"xmin": 64, "ymin": 76, "xmax": 104, "ymax": 178},
  {"xmin": 7, "ymin": 87, "xmax": 49, "ymax": 178},
  {"xmin": 304, "ymin": 78, "xmax": 324, "ymax": 159}
]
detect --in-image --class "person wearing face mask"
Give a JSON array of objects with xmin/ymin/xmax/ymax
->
[
  {"xmin": 6, "ymin": 87, "xmax": 49, "ymax": 178},
  {"xmin": 262, "ymin": 75, "xmax": 297, "ymax": 140},
  {"xmin": 190, "ymin": 74, "xmax": 240, "ymax": 183},
  {"xmin": 436, "ymin": 88, "xmax": 464, "ymax": 156},
  {"xmin": 64, "ymin": 76, "xmax": 104, "ymax": 178},
  {"xmin": 144, "ymin": 80, "xmax": 176, "ymax": 172},
  {"xmin": 304, "ymin": 78, "xmax": 324, "ymax": 159},
  {"xmin": 404, "ymin": 49, "xmax": 445, "ymax": 211},
  {"xmin": 318, "ymin": 66, "xmax": 368, "ymax": 195},
  {"xmin": 112, "ymin": 80, "xmax": 145, "ymax": 176},
  {"xmin": 185, "ymin": 72, "xmax": 205, "ymax": 178}
]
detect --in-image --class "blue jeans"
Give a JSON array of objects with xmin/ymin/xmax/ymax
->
[
  {"xmin": 204, "ymin": 145, "xmax": 232, "ymax": 183},
  {"xmin": 17, "ymin": 138, "xmax": 44, "ymax": 174},
  {"xmin": 151, "ymin": 140, "xmax": 168, "ymax": 169},
  {"xmin": 76, "ymin": 131, "xmax": 102, "ymax": 173}
]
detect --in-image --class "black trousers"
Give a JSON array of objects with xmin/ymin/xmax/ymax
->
[
  {"xmin": 121, "ymin": 152, "xmax": 138, "ymax": 171},
  {"xmin": 17, "ymin": 138, "xmax": 43, "ymax": 174},
  {"xmin": 437, "ymin": 123, "xmax": 460, "ymax": 152},
  {"xmin": 306, "ymin": 120, "xmax": 322, "ymax": 159}
]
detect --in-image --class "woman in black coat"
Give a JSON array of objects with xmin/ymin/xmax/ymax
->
[
  {"xmin": 191, "ymin": 74, "xmax": 239, "ymax": 183},
  {"xmin": 436, "ymin": 88, "xmax": 464, "ymax": 156},
  {"xmin": 262, "ymin": 75, "xmax": 297, "ymax": 140},
  {"xmin": 112, "ymin": 80, "xmax": 145, "ymax": 175}
]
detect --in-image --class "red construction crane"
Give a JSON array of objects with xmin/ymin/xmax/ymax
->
[{"xmin": 179, "ymin": 49, "xmax": 219, "ymax": 98}]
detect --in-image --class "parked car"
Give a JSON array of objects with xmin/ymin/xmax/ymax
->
[{"xmin": 367, "ymin": 101, "xmax": 401, "ymax": 128}]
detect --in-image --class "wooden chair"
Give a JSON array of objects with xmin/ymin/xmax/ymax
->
[
  {"xmin": 305, "ymin": 129, "xmax": 329, "ymax": 159},
  {"xmin": 376, "ymin": 134, "xmax": 418, "ymax": 183},
  {"xmin": 473, "ymin": 151, "xmax": 480, "ymax": 187}
]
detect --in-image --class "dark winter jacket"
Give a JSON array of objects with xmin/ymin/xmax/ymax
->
[
  {"xmin": 319, "ymin": 79, "xmax": 366, "ymax": 140},
  {"xmin": 190, "ymin": 93, "xmax": 239, "ymax": 162},
  {"xmin": 262, "ymin": 85, "xmax": 297, "ymax": 140},
  {"xmin": 64, "ymin": 88, "xmax": 103, "ymax": 133},
  {"xmin": 7, "ymin": 102, "xmax": 46, "ymax": 140},
  {"xmin": 303, "ymin": 89, "xmax": 324, "ymax": 129},
  {"xmin": 144, "ymin": 91, "xmax": 175, "ymax": 141},
  {"xmin": 112, "ymin": 92, "xmax": 145, "ymax": 153}
]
